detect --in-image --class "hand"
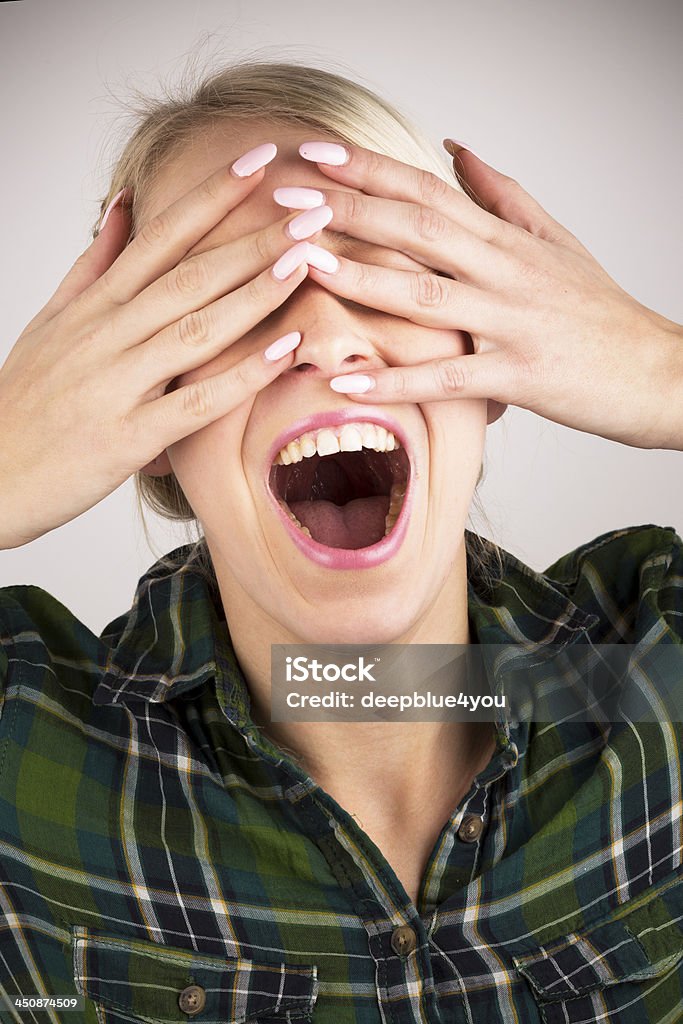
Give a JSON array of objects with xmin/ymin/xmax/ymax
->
[
  {"xmin": 0, "ymin": 150, "xmax": 324, "ymax": 550},
  {"xmin": 292, "ymin": 140, "xmax": 683, "ymax": 450}
]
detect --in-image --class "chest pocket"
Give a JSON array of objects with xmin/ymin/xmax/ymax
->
[
  {"xmin": 512, "ymin": 873, "xmax": 683, "ymax": 1023},
  {"xmin": 71, "ymin": 925, "xmax": 318, "ymax": 1024}
]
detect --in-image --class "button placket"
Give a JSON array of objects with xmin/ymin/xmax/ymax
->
[
  {"xmin": 390, "ymin": 924, "xmax": 418, "ymax": 957},
  {"xmin": 457, "ymin": 813, "xmax": 484, "ymax": 843},
  {"xmin": 178, "ymin": 983, "xmax": 206, "ymax": 1016}
]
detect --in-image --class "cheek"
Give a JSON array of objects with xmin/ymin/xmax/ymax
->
[
  {"xmin": 173, "ymin": 333, "xmax": 261, "ymax": 391},
  {"xmin": 423, "ymin": 399, "xmax": 487, "ymax": 503},
  {"xmin": 373, "ymin": 326, "xmax": 470, "ymax": 367},
  {"xmin": 166, "ymin": 404, "xmax": 252, "ymax": 520}
]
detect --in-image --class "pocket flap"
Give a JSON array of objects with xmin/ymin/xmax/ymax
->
[
  {"xmin": 513, "ymin": 874, "xmax": 683, "ymax": 1002},
  {"xmin": 71, "ymin": 925, "xmax": 318, "ymax": 1023}
]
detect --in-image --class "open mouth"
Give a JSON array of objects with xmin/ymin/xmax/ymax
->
[{"xmin": 268, "ymin": 421, "xmax": 411, "ymax": 550}]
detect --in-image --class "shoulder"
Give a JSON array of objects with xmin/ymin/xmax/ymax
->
[
  {"xmin": 541, "ymin": 523, "xmax": 682, "ymax": 642},
  {"xmin": 0, "ymin": 584, "xmax": 110, "ymax": 706}
]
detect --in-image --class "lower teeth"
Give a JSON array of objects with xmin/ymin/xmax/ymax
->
[{"xmin": 384, "ymin": 512, "xmax": 399, "ymax": 535}]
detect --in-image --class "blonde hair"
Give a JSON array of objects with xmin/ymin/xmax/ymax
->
[{"xmin": 94, "ymin": 57, "xmax": 503, "ymax": 590}]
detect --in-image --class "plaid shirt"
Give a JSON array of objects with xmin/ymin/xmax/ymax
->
[{"xmin": 1, "ymin": 523, "xmax": 682, "ymax": 1024}]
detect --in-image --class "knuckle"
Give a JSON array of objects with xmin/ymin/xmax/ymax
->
[
  {"xmin": 228, "ymin": 359, "xmax": 252, "ymax": 392},
  {"xmin": 344, "ymin": 191, "xmax": 366, "ymax": 223},
  {"xmin": 245, "ymin": 272, "xmax": 267, "ymax": 306},
  {"xmin": 177, "ymin": 307, "xmax": 211, "ymax": 348},
  {"xmin": 252, "ymin": 228, "xmax": 274, "ymax": 263},
  {"xmin": 353, "ymin": 260, "xmax": 377, "ymax": 295},
  {"xmin": 418, "ymin": 171, "xmax": 449, "ymax": 206},
  {"xmin": 435, "ymin": 359, "xmax": 467, "ymax": 394},
  {"xmin": 413, "ymin": 204, "xmax": 447, "ymax": 242},
  {"xmin": 513, "ymin": 349, "xmax": 542, "ymax": 397},
  {"xmin": 115, "ymin": 411, "xmax": 138, "ymax": 451},
  {"xmin": 197, "ymin": 171, "xmax": 223, "ymax": 204},
  {"xmin": 182, "ymin": 378, "xmax": 212, "ymax": 419},
  {"xmin": 390, "ymin": 368, "xmax": 409, "ymax": 397},
  {"xmin": 137, "ymin": 214, "xmax": 168, "ymax": 250},
  {"xmin": 413, "ymin": 271, "xmax": 446, "ymax": 308},
  {"xmin": 169, "ymin": 257, "xmax": 205, "ymax": 299},
  {"xmin": 514, "ymin": 255, "xmax": 554, "ymax": 289},
  {"xmin": 363, "ymin": 148, "xmax": 384, "ymax": 178}
]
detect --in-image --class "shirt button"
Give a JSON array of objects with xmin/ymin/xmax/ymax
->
[
  {"xmin": 391, "ymin": 924, "xmax": 418, "ymax": 957},
  {"xmin": 457, "ymin": 814, "xmax": 484, "ymax": 843},
  {"xmin": 178, "ymin": 984, "xmax": 206, "ymax": 1016}
]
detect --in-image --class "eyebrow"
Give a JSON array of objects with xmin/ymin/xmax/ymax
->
[
  {"xmin": 321, "ymin": 228, "xmax": 428, "ymax": 268},
  {"xmin": 321, "ymin": 228, "xmax": 359, "ymax": 256}
]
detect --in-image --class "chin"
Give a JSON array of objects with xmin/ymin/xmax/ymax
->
[{"xmin": 277, "ymin": 573, "xmax": 438, "ymax": 645}]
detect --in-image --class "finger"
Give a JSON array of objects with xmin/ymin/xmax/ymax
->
[
  {"xmin": 445, "ymin": 144, "xmax": 587, "ymax": 252},
  {"xmin": 313, "ymin": 187, "xmax": 512, "ymax": 288},
  {"xmin": 105, "ymin": 210, "xmax": 327, "ymax": 351},
  {"xmin": 306, "ymin": 255, "xmax": 505, "ymax": 337},
  {"xmin": 129, "ymin": 329, "xmax": 301, "ymax": 455},
  {"xmin": 298, "ymin": 139, "xmax": 513, "ymax": 246},
  {"xmin": 85, "ymin": 145, "xmax": 278, "ymax": 309},
  {"xmin": 23, "ymin": 192, "xmax": 132, "ymax": 333},
  {"xmin": 328, "ymin": 352, "xmax": 518, "ymax": 404},
  {"xmin": 129, "ymin": 259, "xmax": 310, "ymax": 390}
]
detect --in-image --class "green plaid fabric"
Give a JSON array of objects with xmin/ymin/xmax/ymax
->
[{"xmin": 1, "ymin": 523, "xmax": 682, "ymax": 1024}]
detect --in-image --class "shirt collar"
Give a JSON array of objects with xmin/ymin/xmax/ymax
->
[
  {"xmin": 94, "ymin": 534, "xmax": 599, "ymax": 763},
  {"xmin": 465, "ymin": 539, "xmax": 600, "ymax": 763}
]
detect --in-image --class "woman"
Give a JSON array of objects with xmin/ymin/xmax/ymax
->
[{"xmin": 0, "ymin": 61, "xmax": 681, "ymax": 1024}]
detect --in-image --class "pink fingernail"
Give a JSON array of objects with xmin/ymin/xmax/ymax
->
[
  {"xmin": 272, "ymin": 241, "xmax": 310, "ymax": 280},
  {"xmin": 442, "ymin": 138, "xmax": 481, "ymax": 160},
  {"xmin": 305, "ymin": 243, "xmax": 339, "ymax": 273},
  {"xmin": 299, "ymin": 141, "xmax": 349, "ymax": 166},
  {"xmin": 273, "ymin": 187, "xmax": 325, "ymax": 209},
  {"xmin": 330, "ymin": 374, "xmax": 375, "ymax": 394},
  {"xmin": 264, "ymin": 331, "xmax": 302, "ymax": 361},
  {"xmin": 287, "ymin": 205, "xmax": 333, "ymax": 240},
  {"xmin": 99, "ymin": 189, "xmax": 125, "ymax": 231},
  {"xmin": 231, "ymin": 142, "xmax": 278, "ymax": 177}
]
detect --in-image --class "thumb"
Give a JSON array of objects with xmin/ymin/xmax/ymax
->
[
  {"xmin": 26, "ymin": 188, "xmax": 132, "ymax": 332},
  {"xmin": 443, "ymin": 140, "xmax": 582, "ymax": 249}
]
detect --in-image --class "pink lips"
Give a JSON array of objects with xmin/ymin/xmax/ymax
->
[{"xmin": 265, "ymin": 408, "xmax": 413, "ymax": 570}]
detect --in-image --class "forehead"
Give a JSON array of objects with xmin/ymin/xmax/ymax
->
[{"xmin": 141, "ymin": 122, "xmax": 360, "ymax": 243}]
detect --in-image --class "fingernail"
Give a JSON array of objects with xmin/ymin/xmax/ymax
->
[
  {"xmin": 442, "ymin": 138, "xmax": 481, "ymax": 159},
  {"xmin": 272, "ymin": 241, "xmax": 310, "ymax": 280},
  {"xmin": 273, "ymin": 186, "xmax": 325, "ymax": 209},
  {"xmin": 231, "ymin": 142, "xmax": 278, "ymax": 177},
  {"xmin": 305, "ymin": 243, "xmax": 339, "ymax": 273},
  {"xmin": 264, "ymin": 331, "xmax": 302, "ymax": 361},
  {"xmin": 99, "ymin": 188, "xmax": 126, "ymax": 231},
  {"xmin": 299, "ymin": 141, "xmax": 349, "ymax": 166},
  {"xmin": 329, "ymin": 374, "xmax": 375, "ymax": 394},
  {"xmin": 287, "ymin": 205, "xmax": 333, "ymax": 240}
]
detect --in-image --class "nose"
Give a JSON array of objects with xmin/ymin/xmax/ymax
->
[{"xmin": 286, "ymin": 278, "xmax": 385, "ymax": 378}]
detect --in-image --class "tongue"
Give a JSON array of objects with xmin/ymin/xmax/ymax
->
[{"xmin": 289, "ymin": 496, "xmax": 390, "ymax": 549}]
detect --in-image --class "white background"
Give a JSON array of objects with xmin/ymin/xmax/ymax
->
[{"xmin": 1, "ymin": 0, "xmax": 681, "ymax": 633}]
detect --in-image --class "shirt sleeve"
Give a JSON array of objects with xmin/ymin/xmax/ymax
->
[
  {"xmin": 0, "ymin": 599, "xmax": 11, "ymax": 726},
  {"xmin": 0, "ymin": 644, "xmax": 6, "ymax": 714},
  {"xmin": 656, "ymin": 528, "xmax": 683, "ymax": 642}
]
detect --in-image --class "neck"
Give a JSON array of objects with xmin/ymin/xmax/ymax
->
[{"xmin": 211, "ymin": 542, "xmax": 494, "ymax": 820}]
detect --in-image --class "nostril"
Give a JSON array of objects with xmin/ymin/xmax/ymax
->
[
  {"xmin": 294, "ymin": 362, "xmax": 316, "ymax": 373},
  {"xmin": 343, "ymin": 354, "xmax": 364, "ymax": 364}
]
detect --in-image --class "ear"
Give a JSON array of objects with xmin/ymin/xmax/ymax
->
[
  {"xmin": 139, "ymin": 451, "xmax": 173, "ymax": 476},
  {"xmin": 486, "ymin": 399, "xmax": 507, "ymax": 425}
]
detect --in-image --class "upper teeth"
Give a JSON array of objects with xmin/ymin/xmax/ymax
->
[{"xmin": 274, "ymin": 422, "xmax": 401, "ymax": 465}]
